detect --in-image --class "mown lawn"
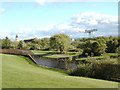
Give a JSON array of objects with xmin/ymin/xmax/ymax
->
[
  {"xmin": 31, "ymin": 50, "xmax": 55, "ymax": 54},
  {"xmin": 76, "ymin": 53, "xmax": 118, "ymax": 61},
  {"xmin": 0, "ymin": 54, "xmax": 2, "ymax": 89},
  {"xmin": 32, "ymin": 50, "xmax": 79, "ymax": 56},
  {"xmin": 1, "ymin": 54, "xmax": 118, "ymax": 88}
]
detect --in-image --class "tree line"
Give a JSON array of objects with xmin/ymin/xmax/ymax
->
[{"xmin": 0, "ymin": 34, "xmax": 119, "ymax": 56}]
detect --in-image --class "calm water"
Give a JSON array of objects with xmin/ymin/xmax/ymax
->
[{"xmin": 31, "ymin": 55, "xmax": 80, "ymax": 70}]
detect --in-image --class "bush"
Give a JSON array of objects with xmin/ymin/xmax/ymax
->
[
  {"xmin": 69, "ymin": 49, "xmax": 81, "ymax": 52},
  {"xmin": 70, "ymin": 63, "xmax": 93, "ymax": 77},
  {"xmin": 67, "ymin": 57, "xmax": 73, "ymax": 61},
  {"xmin": 69, "ymin": 62, "xmax": 120, "ymax": 81},
  {"xmin": 110, "ymin": 55, "xmax": 118, "ymax": 58},
  {"xmin": 92, "ymin": 63, "xmax": 120, "ymax": 80}
]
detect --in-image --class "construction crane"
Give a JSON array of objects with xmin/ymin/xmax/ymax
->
[{"xmin": 79, "ymin": 29, "xmax": 97, "ymax": 38}]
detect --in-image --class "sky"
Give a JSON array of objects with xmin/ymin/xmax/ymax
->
[{"xmin": 0, "ymin": 0, "xmax": 118, "ymax": 40}]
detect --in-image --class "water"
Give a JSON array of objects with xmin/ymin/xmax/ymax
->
[{"xmin": 31, "ymin": 55, "xmax": 80, "ymax": 70}]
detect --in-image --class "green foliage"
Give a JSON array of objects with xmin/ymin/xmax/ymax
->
[
  {"xmin": 77, "ymin": 42, "xmax": 85, "ymax": 49},
  {"xmin": 70, "ymin": 62, "xmax": 120, "ymax": 81},
  {"xmin": 50, "ymin": 33, "xmax": 71, "ymax": 53},
  {"xmin": 92, "ymin": 40, "xmax": 106, "ymax": 56},
  {"xmin": 106, "ymin": 37, "xmax": 118, "ymax": 53},
  {"xmin": 67, "ymin": 57, "xmax": 73, "ymax": 61},
  {"xmin": 116, "ymin": 46, "xmax": 120, "ymax": 54},
  {"xmin": 41, "ymin": 38, "xmax": 50, "ymax": 49},
  {"xmin": 1, "ymin": 35, "xmax": 119, "ymax": 57},
  {"xmin": 31, "ymin": 39, "xmax": 42, "ymax": 49},
  {"xmin": 91, "ymin": 63, "xmax": 120, "ymax": 80},
  {"xmin": 11, "ymin": 41, "xmax": 19, "ymax": 49},
  {"xmin": 30, "ymin": 38, "xmax": 50, "ymax": 50},
  {"xmin": 25, "ymin": 42, "xmax": 40, "ymax": 50},
  {"xmin": 2, "ymin": 37, "xmax": 12, "ymax": 49},
  {"xmin": 29, "ymin": 43, "xmax": 37, "ymax": 50},
  {"xmin": 82, "ymin": 39, "xmax": 106, "ymax": 56},
  {"xmin": 17, "ymin": 40, "xmax": 26, "ymax": 49},
  {"xmin": 70, "ymin": 64, "xmax": 93, "ymax": 77},
  {"xmin": 74, "ymin": 36, "xmax": 118, "ymax": 56},
  {"xmin": 82, "ymin": 41, "xmax": 93, "ymax": 56}
]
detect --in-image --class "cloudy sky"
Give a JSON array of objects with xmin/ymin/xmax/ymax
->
[{"xmin": 0, "ymin": 0, "xmax": 118, "ymax": 40}]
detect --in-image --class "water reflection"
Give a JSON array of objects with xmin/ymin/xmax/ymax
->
[{"xmin": 31, "ymin": 55, "xmax": 79, "ymax": 70}]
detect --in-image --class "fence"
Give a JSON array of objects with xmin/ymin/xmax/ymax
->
[{"xmin": 0, "ymin": 49, "xmax": 34, "ymax": 55}]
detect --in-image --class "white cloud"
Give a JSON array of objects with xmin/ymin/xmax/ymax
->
[
  {"xmin": 101, "ymin": 20, "xmax": 109, "ymax": 23},
  {"xmin": 71, "ymin": 11, "xmax": 117, "ymax": 28},
  {"xmin": 0, "ymin": 32, "xmax": 16, "ymax": 40},
  {"xmin": 57, "ymin": 24, "xmax": 73, "ymax": 30},
  {"xmin": 0, "ymin": 32, "xmax": 8, "ymax": 37},
  {"xmin": 2, "ymin": 11, "xmax": 117, "ymax": 39},
  {"xmin": 18, "ymin": 28, "xmax": 33, "ymax": 34},
  {"xmin": 43, "ymin": 24, "xmax": 56, "ymax": 31},
  {"xmin": 35, "ymin": 0, "xmax": 46, "ymax": 6},
  {"xmin": 88, "ymin": 19, "xmax": 98, "ymax": 25},
  {"xmin": 69, "ymin": 11, "xmax": 117, "ymax": 38},
  {"xmin": 71, "ymin": 11, "xmax": 117, "ymax": 25},
  {"xmin": 0, "ymin": 8, "xmax": 5, "ymax": 13}
]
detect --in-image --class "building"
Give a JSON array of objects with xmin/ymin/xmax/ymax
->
[
  {"xmin": 15, "ymin": 35, "xmax": 19, "ymax": 41},
  {"xmin": 23, "ymin": 38, "xmax": 37, "ymax": 43}
]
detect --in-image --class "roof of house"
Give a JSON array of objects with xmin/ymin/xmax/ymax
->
[{"xmin": 24, "ymin": 38, "xmax": 38, "ymax": 41}]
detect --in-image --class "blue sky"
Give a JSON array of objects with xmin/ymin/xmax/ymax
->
[{"xmin": 0, "ymin": 1, "xmax": 118, "ymax": 40}]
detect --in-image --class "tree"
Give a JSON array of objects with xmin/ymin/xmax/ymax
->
[
  {"xmin": 18, "ymin": 41, "xmax": 26, "ymax": 49},
  {"xmin": 32, "ymin": 39, "xmax": 42, "ymax": 49},
  {"xmin": 28, "ymin": 43, "xmax": 40, "ymax": 50},
  {"xmin": 41, "ymin": 38, "xmax": 50, "ymax": 49},
  {"xmin": 106, "ymin": 38, "xmax": 118, "ymax": 53},
  {"xmin": 82, "ymin": 39, "xmax": 106, "ymax": 56},
  {"xmin": 116, "ymin": 46, "xmax": 120, "ymax": 54},
  {"xmin": 31, "ymin": 38, "xmax": 50, "ymax": 50},
  {"xmin": 91, "ymin": 40, "xmax": 106, "ymax": 56},
  {"xmin": 50, "ymin": 33, "xmax": 71, "ymax": 53},
  {"xmin": 11, "ymin": 41, "xmax": 19, "ymax": 49},
  {"xmin": 82, "ymin": 41, "xmax": 92, "ymax": 57},
  {"xmin": 2, "ymin": 37, "xmax": 12, "ymax": 49}
]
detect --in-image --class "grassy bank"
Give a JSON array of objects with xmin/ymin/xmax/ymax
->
[
  {"xmin": 0, "ymin": 53, "xmax": 2, "ymax": 89},
  {"xmin": 1, "ymin": 54, "xmax": 118, "ymax": 88},
  {"xmin": 32, "ymin": 50, "xmax": 79, "ymax": 57}
]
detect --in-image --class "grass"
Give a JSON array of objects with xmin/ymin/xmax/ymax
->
[
  {"xmin": 32, "ymin": 50, "xmax": 118, "ymax": 61},
  {"xmin": 32, "ymin": 50, "xmax": 79, "ymax": 56},
  {"xmin": 76, "ymin": 53, "xmax": 118, "ymax": 61},
  {"xmin": 43, "ymin": 55, "xmax": 62, "ymax": 58},
  {"xmin": 32, "ymin": 50, "xmax": 57, "ymax": 54},
  {"xmin": 1, "ymin": 54, "xmax": 119, "ymax": 88},
  {"xmin": 0, "ymin": 53, "xmax": 2, "ymax": 89},
  {"xmin": 32, "ymin": 50, "xmax": 72, "ymax": 58}
]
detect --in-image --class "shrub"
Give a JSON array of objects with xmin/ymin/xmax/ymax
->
[
  {"xmin": 69, "ymin": 62, "xmax": 120, "ymax": 81},
  {"xmin": 67, "ymin": 57, "xmax": 73, "ymax": 61},
  {"xmin": 92, "ymin": 63, "xmax": 120, "ymax": 80},
  {"xmin": 70, "ymin": 63, "xmax": 93, "ymax": 77}
]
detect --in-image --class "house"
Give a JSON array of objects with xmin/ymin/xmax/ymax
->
[{"xmin": 24, "ymin": 38, "xmax": 38, "ymax": 43}]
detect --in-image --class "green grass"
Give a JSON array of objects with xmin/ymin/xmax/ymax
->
[
  {"xmin": 32, "ymin": 50, "xmax": 79, "ymax": 56},
  {"xmin": 43, "ymin": 55, "xmax": 61, "ymax": 58},
  {"xmin": 76, "ymin": 53, "xmax": 118, "ymax": 61},
  {"xmin": 1, "ymin": 54, "xmax": 118, "ymax": 88},
  {"xmin": 0, "ymin": 54, "xmax": 2, "ymax": 89},
  {"xmin": 32, "ymin": 50, "xmax": 56, "ymax": 54},
  {"xmin": 93, "ymin": 53, "xmax": 118, "ymax": 58}
]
